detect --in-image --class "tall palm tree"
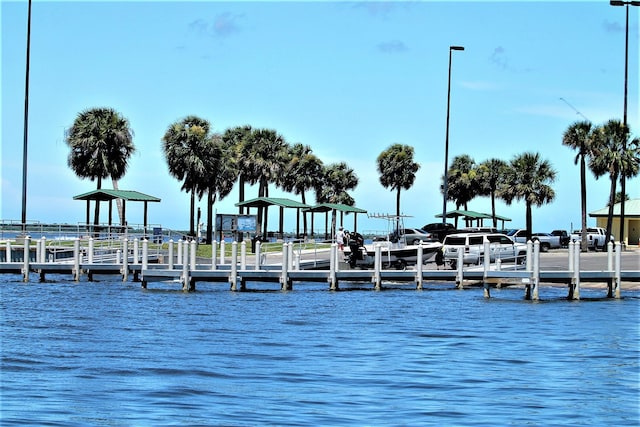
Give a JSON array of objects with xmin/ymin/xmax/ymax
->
[
  {"xmin": 65, "ymin": 107, "xmax": 135, "ymax": 225},
  {"xmin": 499, "ymin": 152, "xmax": 556, "ymax": 241},
  {"xmin": 162, "ymin": 115, "xmax": 213, "ymax": 236},
  {"xmin": 318, "ymin": 162, "xmax": 359, "ymax": 239},
  {"xmin": 223, "ymin": 125, "xmax": 253, "ymax": 214},
  {"xmin": 589, "ymin": 120, "xmax": 640, "ymax": 244},
  {"xmin": 562, "ymin": 120, "xmax": 593, "ymax": 251},
  {"xmin": 444, "ymin": 154, "xmax": 477, "ymax": 227},
  {"xmin": 199, "ymin": 134, "xmax": 238, "ymax": 244},
  {"xmin": 376, "ymin": 143, "xmax": 420, "ymax": 221},
  {"xmin": 280, "ymin": 143, "xmax": 324, "ymax": 236},
  {"xmin": 247, "ymin": 128, "xmax": 289, "ymax": 236},
  {"xmin": 475, "ymin": 158, "xmax": 508, "ymax": 228}
]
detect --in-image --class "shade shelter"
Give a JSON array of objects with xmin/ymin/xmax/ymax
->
[
  {"xmin": 436, "ymin": 209, "xmax": 509, "ymax": 229},
  {"xmin": 235, "ymin": 197, "xmax": 311, "ymax": 238},
  {"xmin": 304, "ymin": 203, "xmax": 368, "ymax": 240},
  {"xmin": 73, "ymin": 189, "xmax": 161, "ymax": 231}
]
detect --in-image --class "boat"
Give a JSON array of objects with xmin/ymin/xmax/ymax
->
[{"xmin": 341, "ymin": 214, "xmax": 442, "ymax": 270}]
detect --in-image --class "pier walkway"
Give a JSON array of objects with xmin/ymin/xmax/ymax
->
[{"xmin": 1, "ymin": 237, "xmax": 638, "ymax": 300}]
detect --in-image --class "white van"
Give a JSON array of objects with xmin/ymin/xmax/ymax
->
[{"xmin": 442, "ymin": 233, "xmax": 527, "ymax": 269}]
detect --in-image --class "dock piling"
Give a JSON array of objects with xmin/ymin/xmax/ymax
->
[
  {"xmin": 230, "ymin": 241, "xmax": 238, "ymax": 291},
  {"xmin": 416, "ymin": 244, "xmax": 424, "ymax": 290}
]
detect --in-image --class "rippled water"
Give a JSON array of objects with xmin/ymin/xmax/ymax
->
[{"xmin": 1, "ymin": 277, "xmax": 639, "ymax": 426}]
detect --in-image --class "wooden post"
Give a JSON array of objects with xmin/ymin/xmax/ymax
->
[
  {"xmin": 607, "ymin": 241, "xmax": 614, "ymax": 298},
  {"xmin": 177, "ymin": 239, "xmax": 183, "ymax": 265},
  {"xmin": 240, "ymin": 241, "xmax": 246, "ymax": 270},
  {"xmin": 230, "ymin": 241, "xmax": 238, "ymax": 291},
  {"xmin": 211, "ymin": 241, "xmax": 217, "ymax": 270},
  {"xmin": 181, "ymin": 241, "xmax": 189, "ymax": 291},
  {"xmin": 190, "ymin": 240, "xmax": 197, "ymax": 271},
  {"xmin": 219, "ymin": 240, "xmax": 226, "ymax": 265},
  {"xmin": 281, "ymin": 242, "xmax": 290, "ymax": 290},
  {"xmin": 88, "ymin": 237, "xmax": 94, "ymax": 264},
  {"xmin": 374, "ymin": 244, "xmax": 382, "ymax": 290},
  {"xmin": 572, "ymin": 241, "xmax": 580, "ymax": 300},
  {"xmin": 22, "ymin": 236, "xmax": 30, "ymax": 282},
  {"xmin": 532, "ymin": 240, "xmax": 540, "ymax": 300},
  {"xmin": 329, "ymin": 244, "xmax": 337, "ymax": 290},
  {"xmin": 456, "ymin": 248, "xmax": 464, "ymax": 289},
  {"xmin": 416, "ymin": 244, "xmax": 423, "ymax": 290},
  {"xmin": 5, "ymin": 241, "xmax": 11, "ymax": 263},
  {"xmin": 255, "ymin": 241, "xmax": 261, "ymax": 270},
  {"xmin": 614, "ymin": 242, "xmax": 622, "ymax": 299},
  {"xmin": 122, "ymin": 238, "xmax": 128, "ymax": 282},
  {"xmin": 142, "ymin": 239, "xmax": 148, "ymax": 271},
  {"xmin": 73, "ymin": 238, "xmax": 81, "ymax": 282},
  {"xmin": 168, "ymin": 239, "xmax": 174, "ymax": 270},
  {"xmin": 133, "ymin": 238, "xmax": 139, "ymax": 265},
  {"xmin": 525, "ymin": 240, "xmax": 533, "ymax": 300}
]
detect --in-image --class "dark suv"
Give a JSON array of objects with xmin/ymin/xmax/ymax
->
[{"xmin": 422, "ymin": 222, "xmax": 458, "ymax": 242}]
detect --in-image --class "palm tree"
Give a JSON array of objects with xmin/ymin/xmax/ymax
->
[
  {"xmin": 280, "ymin": 143, "xmax": 324, "ymax": 236},
  {"xmin": 376, "ymin": 144, "xmax": 420, "ymax": 221},
  {"xmin": 589, "ymin": 120, "xmax": 640, "ymax": 244},
  {"xmin": 475, "ymin": 158, "xmax": 508, "ymax": 228},
  {"xmin": 499, "ymin": 152, "xmax": 556, "ymax": 241},
  {"xmin": 562, "ymin": 120, "xmax": 593, "ymax": 251},
  {"xmin": 444, "ymin": 154, "xmax": 477, "ymax": 227},
  {"xmin": 65, "ymin": 107, "xmax": 135, "ymax": 225},
  {"xmin": 162, "ymin": 115, "xmax": 213, "ymax": 236},
  {"xmin": 223, "ymin": 125, "xmax": 253, "ymax": 214},
  {"xmin": 318, "ymin": 162, "xmax": 359, "ymax": 239},
  {"xmin": 247, "ymin": 128, "xmax": 289, "ymax": 236},
  {"xmin": 199, "ymin": 134, "xmax": 238, "ymax": 244}
]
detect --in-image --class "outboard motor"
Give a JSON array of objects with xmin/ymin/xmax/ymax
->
[{"xmin": 348, "ymin": 232, "xmax": 364, "ymax": 268}]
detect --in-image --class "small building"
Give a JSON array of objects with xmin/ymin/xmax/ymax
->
[{"xmin": 589, "ymin": 198, "xmax": 640, "ymax": 246}]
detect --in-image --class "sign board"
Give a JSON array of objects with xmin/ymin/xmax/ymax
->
[{"xmin": 215, "ymin": 214, "xmax": 257, "ymax": 233}]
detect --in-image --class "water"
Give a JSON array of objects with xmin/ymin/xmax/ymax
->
[{"xmin": 1, "ymin": 277, "xmax": 639, "ymax": 426}]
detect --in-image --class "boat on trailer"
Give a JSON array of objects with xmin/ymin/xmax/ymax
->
[{"xmin": 341, "ymin": 214, "xmax": 442, "ymax": 270}]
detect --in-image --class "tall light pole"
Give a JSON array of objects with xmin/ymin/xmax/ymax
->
[
  {"xmin": 21, "ymin": 0, "xmax": 33, "ymax": 232},
  {"xmin": 610, "ymin": 0, "xmax": 639, "ymax": 246},
  {"xmin": 442, "ymin": 45, "xmax": 464, "ymax": 224}
]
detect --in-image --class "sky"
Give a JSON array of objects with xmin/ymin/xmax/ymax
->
[{"xmin": 1, "ymin": 0, "xmax": 639, "ymax": 236}]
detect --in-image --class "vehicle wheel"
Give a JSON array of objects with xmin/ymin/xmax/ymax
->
[
  {"xmin": 412, "ymin": 239, "xmax": 421, "ymax": 245},
  {"xmin": 395, "ymin": 259, "xmax": 407, "ymax": 270},
  {"xmin": 517, "ymin": 252, "xmax": 526, "ymax": 265},
  {"xmin": 449, "ymin": 260, "xmax": 457, "ymax": 270},
  {"xmin": 540, "ymin": 243, "xmax": 550, "ymax": 252}
]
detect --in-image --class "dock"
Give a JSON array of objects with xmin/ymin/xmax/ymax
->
[{"xmin": 1, "ymin": 237, "xmax": 638, "ymax": 300}]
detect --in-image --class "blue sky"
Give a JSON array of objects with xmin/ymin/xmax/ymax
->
[{"xmin": 2, "ymin": 0, "xmax": 638, "ymax": 235}]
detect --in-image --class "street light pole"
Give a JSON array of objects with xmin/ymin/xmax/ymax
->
[
  {"xmin": 610, "ymin": 0, "xmax": 639, "ymax": 246},
  {"xmin": 21, "ymin": 0, "xmax": 32, "ymax": 232},
  {"xmin": 442, "ymin": 45, "xmax": 464, "ymax": 225}
]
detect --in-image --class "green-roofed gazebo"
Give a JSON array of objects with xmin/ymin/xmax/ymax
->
[
  {"xmin": 73, "ymin": 189, "xmax": 161, "ymax": 231},
  {"xmin": 235, "ymin": 197, "xmax": 311, "ymax": 238},
  {"xmin": 304, "ymin": 203, "xmax": 368, "ymax": 240}
]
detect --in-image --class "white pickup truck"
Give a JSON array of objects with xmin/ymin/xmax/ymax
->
[
  {"xmin": 507, "ymin": 229, "xmax": 562, "ymax": 252},
  {"xmin": 570, "ymin": 227, "xmax": 614, "ymax": 250}
]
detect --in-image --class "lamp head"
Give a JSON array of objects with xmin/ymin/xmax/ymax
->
[{"xmin": 450, "ymin": 46, "xmax": 465, "ymax": 51}]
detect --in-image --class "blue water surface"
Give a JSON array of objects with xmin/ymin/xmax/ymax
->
[{"xmin": 1, "ymin": 277, "xmax": 638, "ymax": 426}]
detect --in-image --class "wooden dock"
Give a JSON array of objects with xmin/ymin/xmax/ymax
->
[{"xmin": 1, "ymin": 237, "xmax": 638, "ymax": 300}]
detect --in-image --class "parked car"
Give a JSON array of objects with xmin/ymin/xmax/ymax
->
[
  {"xmin": 422, "ymin": 222, "xmax": 458, "ymax": 242},
  {"xmin": 507, "ymin": 229, "xmax": 561, "ymax": 252},
  {"xmin": 442, "ymin": 232, "xmax": 527, "ymax": 269},
  {"xmin": 551, "ymin": 230, "xmax": 570, "ymax": 247},
  {"xmin": 400, "ymin": 227, "xmax": 437, "ymax": 245}
]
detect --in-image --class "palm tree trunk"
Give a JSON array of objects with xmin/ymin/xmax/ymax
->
[
  {"xmin": 94, "ymin": 176, "xmax": 102, "ymax": 225},
  {"xmin": 206, "ymin": 191, "xmax": 215, "ymax": 244},
  {"xmin": 525, "ymin": 202, "xmax": 532, "ymax": 242},
  {"xmin": 239, "ymin": 175, "xmax": 245, "ymax": 214},
  {"xmin": 301, "ymin": 192, "xmax": 308, "ymax": 237},
  {"xmin": 579, "ymin": 156, "xmax": 588, "ymax": 252},
  {"xmin": 190, "ymin": 190, "xmax": 195, "ymax": 237},
  {"xmin": 491, "ymin": 191, "xmax": 497, "ymax": 228},
  {"xmin": 396, "ymin": 188, "xmax": 401, "ymax": 221}
]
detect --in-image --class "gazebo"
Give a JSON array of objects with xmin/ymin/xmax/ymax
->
[
  {"xmin": 73, "ymin": 189, "xmax": 161, "ymax": 232},
  {"xmin": 436, "ymin": 209, "xmax": 511, "ymax": 229},
  {"xmin": 304, "ymin": 203, "xmax": 368, "ymax": 240},
  {"xmin": 235, "ymin": 197, "xmax": 311, "ymax": 238}
]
